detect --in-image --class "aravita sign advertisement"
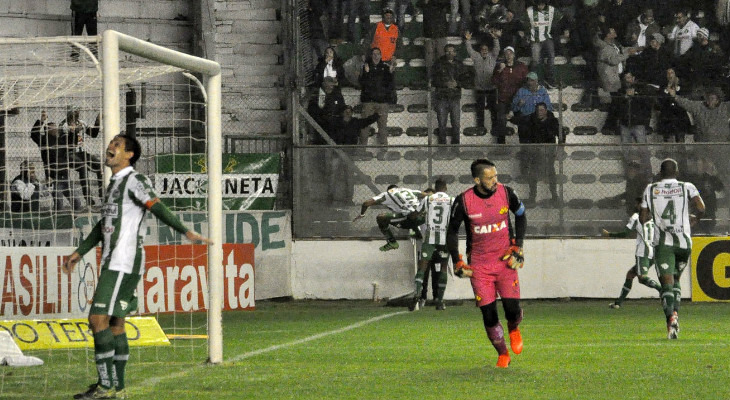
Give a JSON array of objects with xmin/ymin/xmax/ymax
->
[{"xmin": 155, "ymin": 153, "xmax": 280, "ymax": 210}]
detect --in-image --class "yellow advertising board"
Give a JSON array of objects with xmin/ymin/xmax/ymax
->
[
  {"xmin": 691, "ymin": 237, "xmax": 730, "ymax": 302},
  {"xmin": 0, "ymin": 316, "xmax": 170, "ymax": 351}
]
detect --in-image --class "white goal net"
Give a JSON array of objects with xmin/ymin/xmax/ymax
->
[{"xmin": 0, "ymin": 31, "xmax": 222, "ymax": 397}]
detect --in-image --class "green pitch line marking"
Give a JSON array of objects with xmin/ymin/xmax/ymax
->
[{"xmin": 137, "ymin": 311, "xmax": 408, "ymax": 389}]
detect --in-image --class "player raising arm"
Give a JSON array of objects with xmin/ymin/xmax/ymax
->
[
  {"xmin": 353, "ymin": 185, "xmax": 424, "ymax": 251},
  {"xmin": 605, "ymin": 197, "xmax": 661, "ymax": 309},
  {"xmin": 446, "ymin": 159, "xmax": 526, "ymax": 368},
  {"xmin": 63, "ymin": 134, "xmax": 211, "ymax": 400},
  {"xmin": 639, "ymin": 158, "xmax": 704, "ymax": 339}
]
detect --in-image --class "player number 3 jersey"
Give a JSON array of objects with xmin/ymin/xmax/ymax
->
[
  {"xmin": 100, "ymin": 166, "xmax": 157, "ymax": 275},
  {"xmin": 642, "ymin": 178, "xmax": 699, "ymax": 249},
  {"xmin": 420, "ymin": 192, "xmax": 454, "ymax": 245}
]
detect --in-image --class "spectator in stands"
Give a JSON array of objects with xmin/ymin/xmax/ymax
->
[
  {"xmin": 464, "ymin": 29, "xmax": 501, "ymax": 133},
  {"xmin": 313, "ymin": 46, "xmax": 347, "ymax": 89},
  {"xmin": 61, "ymin": 107, "xmax": 102, "ymax": 208},
  {"xmin": 327, "ymin": 106, "xmax": 380, "ymax": 205},
  {"xmin": 372, "ymin": 8, "xmax": 399, "ymax": 63},
  {"xmin": 30, "ymin": 115, "xmax": 84, "ymax": 212},
  {"xmin": 687, "ymin": 156, "xmax": 724, "ymax": 235},
  {"xmin": 492, "ymin": 46, "xmax": 528, "ymax": 143},
  {"xmin": 496, "ymin": 8, "xmax": 529, "ymax": 55},
  {"xmin": 596, "ymin": 25, "xmax": 640, "ymax": 101},
  {"xmin": 599, "ymin": 0, "xmax": 637, "ymax": 46},
  {"xmin": 611, "ymin": 71, "xmax": 653, "ymax": 170},
  {"xmin": 525, "ymin": 0, "xmax": 566, "ymax": 89},
  {"xmin": 475, "ymin": 0, "xmax": 510, "ymax": 38},
  {"xmin": 523, "ymin": 101, "xmax": 561, "ymax": 206},
  {"xmin": 683, "ymin": 28, "xmax": 726, "ymax": 95},
  {"xmin": 573, "ymin": 0, "xmax": 604, "ymax": 108},
  {"xmin": 509, "ymin": 71, "xmax": 552, "ymax": 138},
  {"xmin": 348, "ymin": 0, "xmax": 371, "ymax": 44},
  {"xmin": 359, "ymin": 47, "xmax": 397, "ymax": 146},
  {"xmin": 450, "ymin": 0, "xmax": 473, "ymax": 35},
  {"xmin": 625, "ymin": 8, "xmax": 660, "ymax": 48},
  {"xmin": 308, "ymin": 77, "xmax": 347, "ymax": 144},
  {"xmin": 10, "ymin": 161, "xmax": 42, "ymax": 213},
  {"xmin": 307, "ymin": 0, "xmax": 329, "ymax": 63},
  {"xmin": 70, "ymin": 0, "xmax": 98, "ymax": 59},
  {"xmin": 432, "ymin": 44, "xmax": 472, "ymax": 146},
  {"xmin": 382, "ymin": 0, "xmax": 411, "ymax": 35},
  {"xmin": 669, "ymin": 86, "xmax": 730, "ymax": 143},
  {"xmin": 627, "ymin": 32, "xmax": 669, "ymax": 88},
  {"xmin": 655, "ymin": 67, "xmax": 691, "ymax": 143},
  {"xmin": 327, "ymin": 0, "xmax": 345, "ymax": 44},
  {"xmin": 667, "ymin": 9, "xmax": 699, "ymax": 58},
  {"xmin": 417, "ymin": 0, "xmax": 450, "ymax": 77}
]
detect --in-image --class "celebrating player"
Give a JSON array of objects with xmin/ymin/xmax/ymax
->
[
  {"xmin": 639, "ymin": 158, "xmax": 704, "ymax": 339},
  {"xmin": 63, "ymin": 134, "xmax": 211, "ymax": 399},
  {"xmin": 447, "ymin": 159, "xmax": 526, "ymax": 368},
  {"xmin": 604, "ymin": 197, "xmax": 661, "ymax": 309},
  {"xmin": 353, "ymin": 185, "xmax": 424, "ymax": 251},
  {"xmin": 410, "ymin": 179, "xmax": 453, "ymax": 311}
]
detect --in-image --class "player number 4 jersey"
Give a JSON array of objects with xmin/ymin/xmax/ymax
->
[
  {"xmin": 420, "ymin": 192, "xmax": 454, "ymax": 245},
  {"xmin": 642, "ymin": 179, "xmax": 699, "ymax": 249},
  {"xmin": 100, "ymin": 166, "xmax": 157, "ymax": 275}
]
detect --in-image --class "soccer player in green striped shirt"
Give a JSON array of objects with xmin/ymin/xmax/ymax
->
[
  {"xmin": 410, "ymin": 179, "xmax": 453, "ymax": 311},
  {"xmin": 604, "ymin": 197, "xmax": 661, "ymax": 309},
  {"xmin": 353, "ymin": 184, "xmax": 425, "ymax": 251},
  {"xmin": 63, "ymin": 134, "xmax": 211, "ymax": 399},
  {"xmin": 640, "ymin": 158, "xmax": 704, "ymax": 339}
]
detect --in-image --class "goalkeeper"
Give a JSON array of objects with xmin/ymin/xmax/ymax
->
[
  {"xmin": 63, "ymin": 134, "xmax": 211, "ymax": 400},
  {"xmin": 446, "ymin": 159, "xmax": 526, "ymax": 369},
  {"xmin": 603, "ymin": 197, "xmax": 661, "ymax": 309}
]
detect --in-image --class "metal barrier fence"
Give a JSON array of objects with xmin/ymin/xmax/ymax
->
[{"xmin": 293, "ymin": 141, "xmax": 729, "ymax": 239}]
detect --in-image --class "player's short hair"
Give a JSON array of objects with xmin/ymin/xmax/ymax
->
[
  {"xmin": 471, "ymin": 159, "xmax": 496, "ymax": 178},
  {"xmin": 387, "ymin": 184, "xmax": 398, "ymax": 191},
  {"xmin": 423, "ymin": 187, "xmax": 434, "ymax": 194},
  {"xmin": 116, "ymin": 134, "xmax": 142, "ymax": 166},
  {"xmin": 535, "ymin": 101, "xmax": 548, "ymax": 110},
  {"xmin": 659, "ymin": 158, "xmax": 678, "ymax": 177},
  {"xmin": 434, "ymin": 179, "xmax": 447, "ymax": 192}
]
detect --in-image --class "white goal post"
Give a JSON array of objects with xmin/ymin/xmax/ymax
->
[{"xmin": 101, "ymin": 30, "xmax": 223, "ymax": 364}]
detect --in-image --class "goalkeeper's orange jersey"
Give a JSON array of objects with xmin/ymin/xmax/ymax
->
[
  {"xmin": 462, "ymin": 184, "xmax": 511, "ymax": 264},
  {"xmin": 371, "ymin": 22, "xmax": 398, "ymax": 61}
]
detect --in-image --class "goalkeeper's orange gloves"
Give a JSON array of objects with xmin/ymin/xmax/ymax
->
[
  {"xmin": 454, "ymin": 254, "xmax": 473, "ymax": 278},
  {"xmin": 501, "ymin": 239, "xmax": 524, "ymax": 269}
]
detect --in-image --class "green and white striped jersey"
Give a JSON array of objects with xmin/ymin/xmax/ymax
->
[
  {"xmin": 99, "ymin": 166, "xmax": 157, "ymax": 275},
  {"xmin": 641, "ymin": 179, "xmax": 700, "ymax": 249},
  {"xmin": 626, "ymin": 212, "xmax": 651, "ymax": 258},
  {"xmin": 373, "ymin": 187, "xmax": 422, "ymax": 214},
  {"xmin": 419, "ymin": 192, "xmax": 454, "ymax": 245}
]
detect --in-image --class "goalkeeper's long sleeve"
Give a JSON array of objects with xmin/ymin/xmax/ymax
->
[
  {"xmin": 149, "ymin": 201, "xmax": 189, "ymax": 235},
  {"xmin": 76, "ymin": 221, "xmax": 103, "ymax": 256}
]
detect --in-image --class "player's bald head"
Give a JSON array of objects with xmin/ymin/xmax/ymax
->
[
  {"xmin": 660, "ymin": 158, "xmax": 678, "ymax": 178},
  {"xmin": 471, "ymin": 159, "xmax": 496, "ymax": 178}
]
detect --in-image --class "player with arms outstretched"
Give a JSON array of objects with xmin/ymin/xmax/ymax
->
[
  {"xmin": 410, "ymin": 179, "xmax": 453, "ymax": 311},
  {"xmin": 640, "ymin": 158, "xmax": 704, "ymax": 339},
  {"xmin": 605, "ymin": 197, "xmax": 662, "ymax": 309},
  {"xmin": 447, "ymin": 159, "xmax": 526, "ymax": 368},
  {"xmin": 63, "ymin": 134, "xmax": 211, "ymax": 399},
  {"xmin": 353, "ymin": 184, "xmax": 424, "ymax": 251}
]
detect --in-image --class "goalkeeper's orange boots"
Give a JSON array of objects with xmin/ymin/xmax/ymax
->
[
  {"xmin": 509, "ymin": 328, "xmax": 523, "ymax": 354},
  {"xmin": 496, "ymin": 353, "xmax": 511, "ymax": 368}
]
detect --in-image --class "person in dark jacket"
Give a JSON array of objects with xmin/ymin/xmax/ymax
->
[
  {"xmin": 359, "ymin": 47, "xmax": 396, "ymax": 146},
  {"xmin": 10, "ymin": 161, "xmax": 42, "ymax": 213},
  {"xmin": 523, "ymin": 102, "xmax": 561, "ymax": 205},
  {"xmin": 417, "ymin": 0, "xmax": 450, "ymax": 77},
  {"xmin": 307, "ymin": 77, "xmax": 347, "ymax": 144},
  {"xmin": 626, "ymin": 32, "xmax": 670, "ymax": 88},
  {"xmin": 70, "ymin": 0, "xmax": 98, "ymax": 59},
  {"xmin": 312, "ymin": 46, "xmax": 347, "ymax": 89},
  {"xmin": 432, "ymin": 44, "xmax": 472, "ymax": 145},
  {"xmin": 611, "ymin": 71, "xmax": 653, "ymax": 171}
]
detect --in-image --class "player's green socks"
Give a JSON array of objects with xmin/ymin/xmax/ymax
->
[
  {"xmin": 615, "ymin": 279, "xmax": 633, "ymax": 305},
  {"xmin": 673, "ymin": 282, "xmax": 681, "ymax": 312},
  {"xmin": 660, "ymin": 284, "xmax": 675, "ymax": 319},
  {"xmin": 414, "ymin": 270, "xmax": 425, "ymax": 299},
  {"xmin": 638, "ymin": 276, "xmax": 661, "ymax": 293},
  {"xmin": 436, "ymin": 270, "xmax": 448, "ymax": 302},
  {"xmin": 93, "ymin": 328, "xmax": 115, "ymax": 390},
  {"xmin": 113, "ymin": 333, "xmax": 130, "ymax": 390}
]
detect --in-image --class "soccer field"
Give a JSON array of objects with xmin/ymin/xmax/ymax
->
[{"xmin": 3, "ymin": 300, "xmax": 730, "ymax": 399}]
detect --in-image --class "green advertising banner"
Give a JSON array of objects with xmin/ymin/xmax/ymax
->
[{"xmin": 155, "ymin": 153, "xmax": 280, "ymax": 210}]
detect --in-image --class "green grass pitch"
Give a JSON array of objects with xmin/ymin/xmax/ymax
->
[{"xmin": 3, "ymin": 300, "xmax": 730, "ymax": 399}]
